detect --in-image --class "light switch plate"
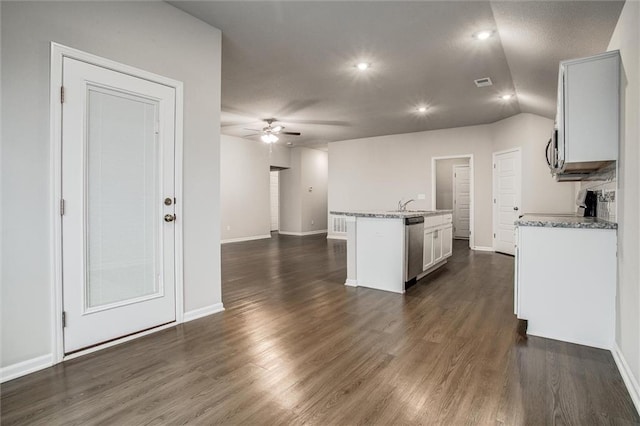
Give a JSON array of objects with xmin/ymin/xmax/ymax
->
[{"xmin": 417, "ymin": 194, "xmax": 426, "ymax": 200}]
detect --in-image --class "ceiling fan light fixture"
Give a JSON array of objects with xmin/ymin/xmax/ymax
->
[
  {"xmin": 261, "ymin": 134, "xmax": 279, "ymax": 144},
  {"xmin": 500, "ymin": 94, "xmax": 514, "ymax": 101},
  {"xmin": 473, "ymin": 30, "xmax": 494, "ymax": 41},
  {"xmin": 417, "ymin": 106, "xmax": 428, "ymax": 113},
  {"xmin": 356, "ymin": 62, "xmax": 371, "ymax": 71}
]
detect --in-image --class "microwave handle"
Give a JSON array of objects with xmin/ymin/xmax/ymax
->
[{"xmin": 545, "ymin": 138, "xmax": 552, "ymax": 167}]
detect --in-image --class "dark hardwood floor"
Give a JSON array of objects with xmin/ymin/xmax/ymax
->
[{"xmin": 2, "ymin": 234, "xmax": 638, "ymax": 425}]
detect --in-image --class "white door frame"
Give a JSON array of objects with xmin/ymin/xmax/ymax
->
[
  {"xmin": 492, "ymin": 147, "xmax": 522, "ymax": 252},
  {"xmin": 431, "ymin": 154, "xmax": 474, "ymax": 249},
  {"xmin": 50, "ymin": 43, "xmax": 184, "ymax": 363}
]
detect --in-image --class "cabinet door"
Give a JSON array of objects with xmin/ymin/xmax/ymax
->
[
  {"xmin": 442, "ymin": 225, "xmax": 453, "ymax": 258},
  {"xmin": 423, "ymin": 231, "xmax": 434, "ymax": 270},
  {"xmin": 433, "ymin": 229, "xmax": 443, "ymax": 263}
]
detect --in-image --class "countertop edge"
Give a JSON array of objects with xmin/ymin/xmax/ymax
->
[
  {"xmin": 330, "ymin": 210, "xmax": 453, "ymax": 219},
  {"xmin": 515, "ymin": 218, "xmax": 618, "ymax": 230}
]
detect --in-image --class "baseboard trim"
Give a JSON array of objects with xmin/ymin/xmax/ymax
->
[
  {"xmin": 472, "ymin": 246, "xmax": 495, "ymax": 252},
  {"xmin": 183, "ymin": 303, "xmax": 225, "ymax": 323},
  {"xmin": 612, "ymin": 343, "xmax": 640, "ymax": 414},
  {"xmin": 345, "ymin": 279, "xmax": 358, "ymax": 287},
  {"xmin": 1, "ymin": 353, "xmax": 53, "ymax": 383},
  {"xmin": 327, "ymin": 234, "xmax": 347, "ymax": 240},
  {"xmin": 279, "ymin": 230, "xmax": 328, "ymax": 236},
  {"xmin": 221, "ymin": 234, "xmax": 271, "ymax": 244}
]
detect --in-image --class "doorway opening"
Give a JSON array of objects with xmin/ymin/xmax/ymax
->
[
  {"xmin": 432, "ymin": 155, "xmax": 474, "ymax": 249},
  {"xmin": 270, "ymin": 168, "xmax": 280, "ymax": 232}
]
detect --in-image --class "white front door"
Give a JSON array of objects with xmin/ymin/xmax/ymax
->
[
  {"xmin": 453, "ymin": 165, "xmax": 470, "ymax": 239},
  {"xmin": 493, "ymin": 149, "xmax": 522, "ymax": 255},
  {"xmin": 62, "ymin": 57, "xmax": 177, "ymax": 353}
]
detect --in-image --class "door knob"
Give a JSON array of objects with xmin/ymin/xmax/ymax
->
[
  {"xmin": 513, "ymin": 207, "xmax": 519, "ymax": 211},
  {"xmin": 164, "ymin": 214, "xmax": 176, "ymax": 222}
]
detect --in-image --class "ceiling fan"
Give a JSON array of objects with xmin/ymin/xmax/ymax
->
[{"xmin": 245, "ymin": 118, "xmax": 301, "ymax": 144}]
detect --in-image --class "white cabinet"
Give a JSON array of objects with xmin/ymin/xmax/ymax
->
[
  {"xmin": 422, "ymin": 215, "xmax": 453, "ymax": 273},
  {"xmin": 423, "ymin": 230, "xmax": 434, "ymax": 270},
  {"xmin": 556, "ymin": 51, "xmax": 619, "ymax": 174},
  {"xmin": 433, "ymin": 229, "xmax": 443, "ymax": 264},
  {"xmin": 442, "ymin": 225, "xmax": 453, "ymax": 258},
  {"xmin": 515, "ymin": 225, "xmax": 616, "ymax": 349}
]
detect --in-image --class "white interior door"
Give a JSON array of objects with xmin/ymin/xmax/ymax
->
[
  {"xmin": 493, "ymin": 149, "xmax": 522, "ymax": 255},
  {"xmin": 62, "ymin": 57, "xmax": 177, "ymax": 353},
  {"xmin": 270, "ymin": 171, "xmax": 279, "ymax": 231},
  {"xmin": 453, "ymin": 165, "xmax": 470, "ymax": 239}
]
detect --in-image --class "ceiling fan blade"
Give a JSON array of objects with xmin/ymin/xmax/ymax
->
[
  {"xmin": 281, "ymin": 119, "xmax": 350, "ymax": 127},
  {"xmin": 243, "ymin": 128, "xmax": 262, "ymax": 132},
  {"xmin": 281, "ymin": 131, "xmax": 301, "ymax": 136},
  {"xmin": 242, "ymin": 133, "xmax": 260, "ymax": 138}
]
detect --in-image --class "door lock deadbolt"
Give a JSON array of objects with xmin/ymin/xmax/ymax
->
[{"xmin": 164, "ymin": 197, "xmax": 173, "ymax": 206}]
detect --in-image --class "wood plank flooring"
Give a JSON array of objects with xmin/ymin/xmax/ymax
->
[{"xmin": 2, "ymin": 234, "xmax": 638, "ymax": 425}]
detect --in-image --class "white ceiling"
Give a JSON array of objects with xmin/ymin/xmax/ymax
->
[{"xmin": 170, "ymin": 1, "xmax": 624, "ymax": 148}]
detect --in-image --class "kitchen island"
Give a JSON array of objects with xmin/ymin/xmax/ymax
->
[{"xmin": 330, "ymin": 210, "xmax": 453, "ymax": 293}]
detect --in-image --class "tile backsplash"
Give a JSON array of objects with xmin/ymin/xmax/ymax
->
[{"xmin": 579, "ymin": 164, "xmax": 617, "ymax": 222}]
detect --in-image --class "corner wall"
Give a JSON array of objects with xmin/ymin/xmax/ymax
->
[
  {"xmin": 1, "ymin": 1, "xmax": 222, "ymax": 374},
  {"xmin": 491, "ymin": 113, "xmax": 577, "ymax": 214},
  {"xmin": 220, "ymin": 135, "xmax": 290, "ymax": 242},
  {"xmin": 280, "ymin": 147, "xmax": 328, "ymax": 235},
  {"xmin": 607, "ymin": 0, "xmax": 640, "ymax": 411}
]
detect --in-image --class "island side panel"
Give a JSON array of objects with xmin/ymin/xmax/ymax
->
[
  {"xmin": 345, "ymin": 216, "xmax": 357, "ymax": 286},
  {"xmin": 355, "ymin": 217, "xmax": 405, "ymax": 293}
]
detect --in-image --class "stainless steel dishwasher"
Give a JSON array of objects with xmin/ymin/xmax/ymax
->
[{"xmin": 405, "ymin": 216, "xmax": 424, "ymax": 282}]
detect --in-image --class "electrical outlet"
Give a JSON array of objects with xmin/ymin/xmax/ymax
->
[
  {"xmin": 226, "ymin": 225, "xmax": 231, "ymax": 231},
  {"xmin": 311, "ymin": 220, "xmax": 315, "ymax": 225}
]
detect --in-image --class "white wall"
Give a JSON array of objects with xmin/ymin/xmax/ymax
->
[
  {"xmin": 220, "ymin": 135, "xmax": 292, "ymax": 241},
  {"xmin": 329, "ymin": 124, "xmax": 495, "ymax": 247},
  {"xmin": 1, "ymin": 2, "xmax": 222, "ymax": 370},
  {"xmin": 607, "ymin": 0, "xmax": 640, "ymax": 408},
  {"xmin": 300, "ymin": 148, "xmax": 329, "ymax": 233},
  {"xmin": 328, "ymin": 113, "xmax": 577, "ymax": 249},
  {"xmin": 436, "ymin": 158, "xmax": 469, "ymax": 210},
  {"xmin": 220, "ymin": 135, "xmax": 271, "ymax": 241},
  {"xmin": 280, "ymin": 147, "xmax": 328, "ymax": 234},
  {"xmin": 491, "ymin": 113, "xmax": 577, "ymax": 214}
]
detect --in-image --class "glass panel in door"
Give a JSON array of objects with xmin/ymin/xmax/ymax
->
[{"xmin": 86, "ymin": 86, "xmax": 161, "ymax": 310}]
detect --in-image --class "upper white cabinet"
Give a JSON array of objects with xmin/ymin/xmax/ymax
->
[{"xmin": 555, "ymin": 50, "xmax": 619, "ymax": 176}]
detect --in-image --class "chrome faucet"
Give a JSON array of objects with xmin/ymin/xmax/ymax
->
[{"xmin": 398, "ymin": 199, "xmax": 415, "ymax": 211}]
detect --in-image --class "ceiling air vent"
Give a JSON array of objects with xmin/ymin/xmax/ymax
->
[{"xmin": 474, "ymin": 77, "xmax": 493, "ymax": 88}]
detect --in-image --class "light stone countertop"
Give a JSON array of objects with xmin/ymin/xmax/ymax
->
[
  {"xmin": 330, "ymin": 210, "xmax": 453, "ymax": 219},
  {"xmin": 515, "ymin": 214, "xmax": 617, "ymax": 230}
]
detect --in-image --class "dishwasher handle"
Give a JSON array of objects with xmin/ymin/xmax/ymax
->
[{"xmin": 405, "ymin": 216, "xmax": 425, "ymax": 225}]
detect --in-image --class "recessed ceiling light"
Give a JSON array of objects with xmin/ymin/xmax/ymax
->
[
  {"xmin": 500, "ymin": 94, "xmax": 513, "ymax": 100},
  {"xmin": 417, "ymin": 106, "xmax": 428, "ymax": 113},
  {"xmin": 356, "ymin": 62, "xmax": 370, "ymax": 71},
  {"xmin": 473, "ymin": 30, "xmax": 494, "ymax": 41}
]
